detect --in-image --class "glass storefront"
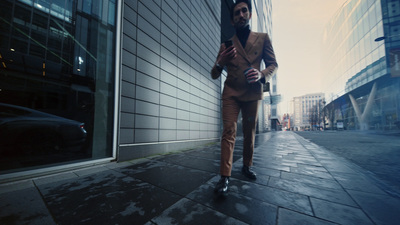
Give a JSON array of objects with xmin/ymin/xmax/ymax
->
[{"xmin": 0, "ymin": 0, "xmax": 117, "ymax": 173}]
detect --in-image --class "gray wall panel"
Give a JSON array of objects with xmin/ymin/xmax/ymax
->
[
  {"xmin": 136, "ymin": 72, "xmax": 159, "ymax": 92},
  {"xmin": 160, "ymin": 105, "xmax": 177, "ymax": 119},
  {"xmin": 120, "ymin": 96, "xmax": 135, "ymax": 113},
  {"xmin": 119, "ymin": 129, "xmax": 134, "ymax": 144},
  {"xmin": 135, "ymin": 115, "xmax": 159, "ymax": 129},
  {"xmin": 120, "ymin": 112, "xmax": 135, "ymax": 129},
  {"xmin": 135, "ymin": 86, "xmax": 159, "ymax": 104},
  {"xmin": 121, "ymin": 81, "xmax": 136, "ymax": 99},
  {"xmin": 135, "ymin": 129, "xmax": 159, "ymax": 143},
  {"xmin": 119, "ymin": 0, "xmax": 221, "ymax": 161},
  {"xmin": 135, "ymin": 100, "xmax": 159, "ymax": 117}
]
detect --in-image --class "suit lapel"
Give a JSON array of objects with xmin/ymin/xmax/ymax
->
[
  {"xmin": 245, "ymin": 32, "xmax": 259, "ymax": 54},
  {"xmin": 233, "ymin": 31, "xmax": 259, "ymax": 65},
  {"xmin": 232, "ymin": 35, "xmax": 250, "ymax": 65}
]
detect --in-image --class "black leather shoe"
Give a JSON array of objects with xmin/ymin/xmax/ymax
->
[
  {"xmin": 214, "ymin": 176, "xmax": 229, "ymax": 196},
  {"xmin": 242, "ymin": 166, "xmax": 257, "ymax": 180}
]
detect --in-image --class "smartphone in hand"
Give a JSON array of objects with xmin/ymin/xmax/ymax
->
[{"xmin": 224, "ymin": 40, "xmax": 233, "ymax": 48}]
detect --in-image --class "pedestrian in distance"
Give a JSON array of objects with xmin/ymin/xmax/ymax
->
[{"xmin": 211, "ymin": 0, "xmax": 278, "ymax": 196}]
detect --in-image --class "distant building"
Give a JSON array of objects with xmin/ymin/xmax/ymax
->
[
  {"xmin": 322, "ymin": 0, "xmax": 400, "ymax": 130},
  {"xmin": 292, "ymin": 93, "xmax": 325, "ymax": 130}
]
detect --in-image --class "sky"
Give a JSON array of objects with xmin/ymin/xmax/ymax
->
[{"xmin": 271, "ymin": 0, "xmax": 348, "ymax": 113}]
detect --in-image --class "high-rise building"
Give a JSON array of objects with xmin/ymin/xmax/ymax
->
[
  {"xmin": 322, "ymin": 0, "xmax": 400, "ymax": 130},
  {"xmin": 0, "ymin": 0, "xmax": 275, "ymax": 179},
  {"xmin": 254, "ymin": 0, "xmax": 276, "ymax": 133}
]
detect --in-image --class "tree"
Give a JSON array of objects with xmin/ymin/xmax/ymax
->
[
  {"xmin": 308, "ymin": 100, "xmax": 325, "ymax": 130},
  {"xmin": 308, "ymin": 105, "xmax": 319, "ymax": 130}
]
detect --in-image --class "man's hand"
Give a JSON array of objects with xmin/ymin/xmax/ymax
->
[
  {"xmin": 245, "ymin": 68, "xmax": 263, "ymax": 83},
  {"xmin": 217, "ymin": 46, "xmax": 237, "ymax": 66}
]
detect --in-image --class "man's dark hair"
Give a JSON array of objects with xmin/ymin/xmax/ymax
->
[{"xmin": 230, "ymin": 0, "xmax": 252, "ymax": 20}]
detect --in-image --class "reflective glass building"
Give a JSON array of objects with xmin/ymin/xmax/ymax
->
[
  {"xmin": 0, "ymin": 0, "xmax": 275, "ymax": 180},
  {"xmin": 322, "ymin": 0, "xmax": 400, "ymax": 130},
  {"xmin": 0, "ymin": 0, "xmax": 117, "ymax": 175}
]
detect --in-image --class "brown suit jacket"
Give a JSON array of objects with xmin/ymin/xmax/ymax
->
[{"xmin": 211, "ymin": 31, "xmax": 278, "ymax": 101}]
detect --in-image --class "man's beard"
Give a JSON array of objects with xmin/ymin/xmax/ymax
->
[{"xmin": 235, "ymin": 19, "xmax": 249, "ymax": 30}]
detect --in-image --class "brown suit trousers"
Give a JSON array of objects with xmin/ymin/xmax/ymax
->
[{"xmin": 220, "ymin": 97, "xmax": 259, "ymax": 176}]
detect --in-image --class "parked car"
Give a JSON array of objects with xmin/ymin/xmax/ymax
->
[{"xmin": 0, "ymin": 103, "xmax": 87, "ymax": 156}]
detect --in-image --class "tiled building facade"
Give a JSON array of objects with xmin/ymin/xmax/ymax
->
[{"xmin": 118, "ymin": 1, "xmax": 222, "ymax": 160}]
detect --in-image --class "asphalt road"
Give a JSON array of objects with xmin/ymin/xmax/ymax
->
[{"xmin": 295, "ymin": 130, "xmax": 400, "ymax": 194}]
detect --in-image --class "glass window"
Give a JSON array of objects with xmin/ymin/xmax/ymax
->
[
  {"xmin": 81, "ymin": 0, "xmax": 92, "ymax": 14},
  {"xmin": 377, "ymin": 21, "xmax": 384, "ymax": 39},
  {"xmin": 369, "ymin": 4, "xmax": 377, "ymax": 27},
  {"xmin": 376, "ymin": 1, "xmax": 382, "ymax": 21},
  {"xmin": 0, "ymin": 0, "xmax": 116, "ymax": 173},
  {"xmin": 362, "ymin": 13, "xmax": 370, "ymax": 38}
]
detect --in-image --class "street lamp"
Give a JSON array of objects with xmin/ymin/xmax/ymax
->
[{"xmin": 374, "ymin": 34, "xmax": 400, "ymax": 42}]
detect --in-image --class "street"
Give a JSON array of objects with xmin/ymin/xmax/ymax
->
[
  {"xmin": 295, "ymin": 130, "xmax": 400, "ymax": 194},
  {"xmin": 2, "ymin": 131, "xmax": 400, "ymax": 224}
]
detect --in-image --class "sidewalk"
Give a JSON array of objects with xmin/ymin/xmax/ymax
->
[{"xmin": 1, "ymin": 132, "xmax": 399, "ymax": 224}]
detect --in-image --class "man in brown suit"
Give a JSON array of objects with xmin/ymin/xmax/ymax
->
[{"xmin": 211, "ymin": 0, "xmax": 278, "ymax": 196}]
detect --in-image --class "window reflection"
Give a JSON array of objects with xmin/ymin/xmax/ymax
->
[{"xmin": 0, "ymin": 0, "xmax": 116, "ymax": 173}]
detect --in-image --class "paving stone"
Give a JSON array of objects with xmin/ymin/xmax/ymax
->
[
  {"xmin": 277, "ymin": 208, "xmax": 336, "ymax": 225},
  {"xmin": 310, "ymin": 197, "xmax": 374, "ymax": 225},
  {"xmin": 317, "ymin": 159, "xmax": 356, "ymax": 173},
  {"xmin": 37, "ymin": 169, "xmax": 181, "ymax": 225},
  {"xmin": 280, "ymin": 171, "xmax": 342, "ymax": 190},
  {"xmin": 228, "ymin": 178, "xmax": 313, "ymax": 216},
  {"xmin": 0, "ymin": 187, "xmax": 55, "ymax": 225},
  {"xmin": 182, "ymin": 148, "xmax": 221, "ymax": 160},
  {"xmin": 155, "ymin": 154, "xmax": 221, "ymax": 173},
  {"xmin": 187, "ymin": 179, "xmax": 277, "ymax": 225},
  {"xmin": 122, "ymin": 162, "xmax": 214, "ymax": 196},
  {"xmin": 231, "ymin": 161, "xmax": 281, "ymax": 178},
  {"xmin": 289, "ymin": 166, "xmax": 333, "ymax": 180},
  {"xmin": 347, "ymin": 190, "xmax": 400, "ymax": 225},
  {"xmin": 283, "ymin": 154, "xmax": 318, "ymax": 162},
  {"xmin": 231, "ymin": 162, "xmax": 271, "ymax": 186},
  {"xmin": 268, "ymin": 177, "xmax": 357, "ymax": 207},
  {"xmin": 252, "ymin": 166, "xmax": 281, "ymax": 178},
  {"xmin": 255, "ymin": 162, "xmax": 291, "ymax": 172},
  {"xmin": 117, "ymin": 159, "xmax": 168, "ymax": 175},
  {"xmin": 150, "ymin": 198, "xmax": 247, "ymax": 225},
  {"xmin": 296, "ymin": 163, "xmax": 328, "ymax": 172},
  {"xmin": 331, "ymin": 171, "xmax": 387, "ymax": 195}
]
